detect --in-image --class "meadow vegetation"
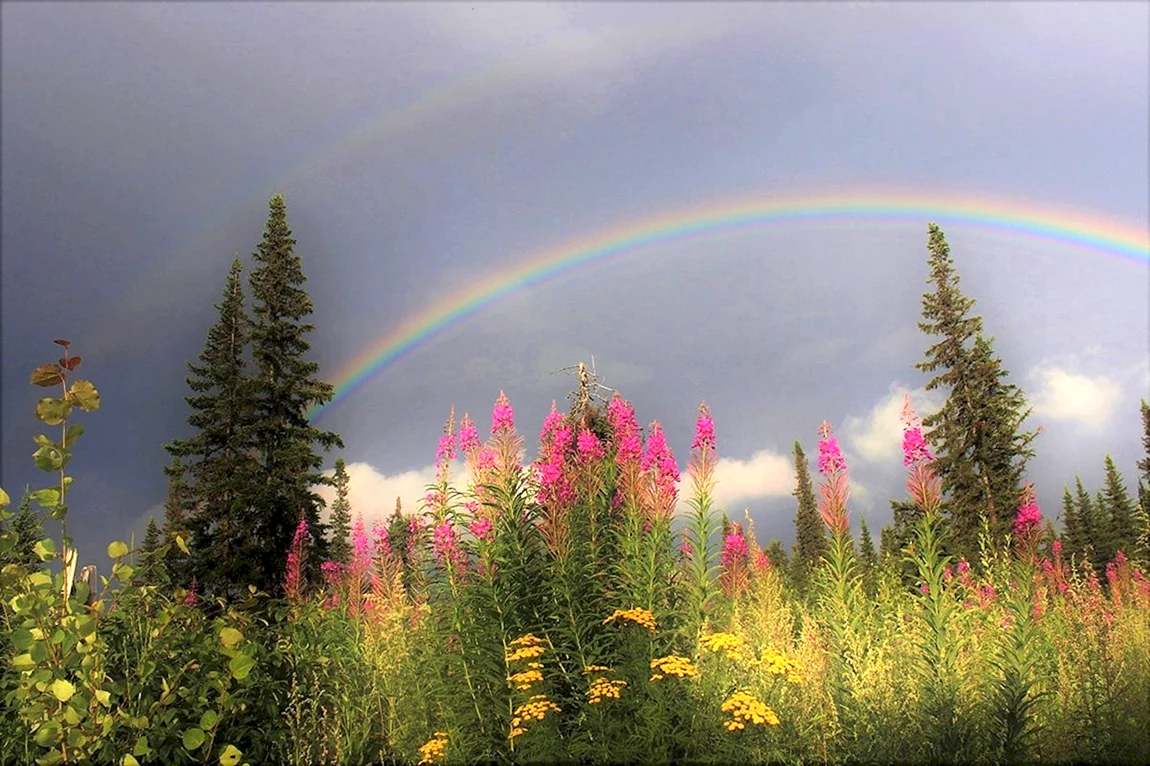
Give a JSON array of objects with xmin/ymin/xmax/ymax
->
[{"xmin": 2, "ymin": 200, "xmax": 1148, "ymax": 765}]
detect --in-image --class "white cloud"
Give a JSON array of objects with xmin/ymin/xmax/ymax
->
[
  {"xmin": 686, "ymin": 449, "xmax": 795, "ymax": 514},
  {"xmin": 845, "ymin": 383, "xmax": 944, "ymax": 466},
  {"xmin": 313, "ymin": 461, "xmax": 450, "ymax": 529},
  {"xmin": 1028, "ymin": 363, "xmax": 1121, "ymax": 430}
]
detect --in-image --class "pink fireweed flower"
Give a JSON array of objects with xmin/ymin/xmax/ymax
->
[
  {"xmin": 322, "ymin": 560, "xmax": 345, "ymax": 589},
  {"xmin": 183, "ymin": 578, "xmax": 199, "ymax": 607},
  {"xmin": 468, "ymin": 516, "xmax": 493, "ymax": 541},
  {"xmin": 459, "ymin": 413, "xmax": 480, "ymax": 453},
  {"xmin": 679, "ymin": 536, "xmax": 693, "ymax": 558},
  {"xmin": 577, "ymin": 427, "xmax": 605, "ymax": 462},
  {"xmin": 477, "ymin": 448, "xmax": 496, "ymax": 471},
  {"xmin": 641, "ymin": 422, "xmax": 680, "ymax": 518},
  {"xmin": 1013, "ymin": 482, "xmax": 1042, "ymax": 539},
  {"xmin": 720, "ymin": 522, "xmax": 750, "ymax": 598},
  {"xmin": 722, "ymin": 526, "xmax": 749, "ymax": 568},
  {"xmin": 436, "ymin": 430, "xmax": 457, "ymax": 464},
  {"xmin": 608, "ymin": 394, "xmax": 642, "ymax": 464},
  {"xmin": 899, "ymin": 394, "xmax": 935, "ymax": 466},
  {"xmin": 352, "ymin": 517, "xmax": 372, "ymax": 579},
  {"xmin": 491, "ymin": 390, "xmax": 515, "ymax": 433},
  {"xmin": 692, "ymin": 403, "xmax": 716, "ymax": 451},
  {"xmin": 817, "ymin": 420, "xmax": 847, "ymax": 475},
  {"xmin": 372, "ymin": 520, "xmax": 392, "ymax": 559},
  {"xmin": 432, "ymin": 520, "xmax": 467, "ymax": 575},
  {"xmin": 816, "ymin": 421, "xmax": 851, "ymax": 535},
  {"xmin": 540, "ymin": 402, "xmax": 565, "ymax": 443},
  {"xmin": 284, "ymin": 517, "xmax": 309, "ymax": 602},
  {"xmin": 753, "ymin": 547, "xmax": 771, "ymax": 575}
]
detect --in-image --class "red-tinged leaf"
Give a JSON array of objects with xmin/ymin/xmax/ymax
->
[
  {"xmin": 67, "ymin": 356, "xmax": 82, "ymax": 370},
  {"xmin": 30, "ymin": 364, "xmax": 64, "ymax": 387},
  {"xmin": 53, "ymin": 339, "xmax": 70, "ymax": 347}
]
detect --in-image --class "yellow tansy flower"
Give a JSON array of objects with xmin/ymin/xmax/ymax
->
[
  {"xmin": 586, "ymin": 676, "xmax": 628, "ymax": 704},
  {"xmin": 721, "ymin": 690, "xmax": 779, "ymax": 732},
  {"xmin": 649, "ymin": 654, "xmax": 699, "ymax": 681},
  {"xmin": 418, "ymin": 732, "xmax": 449, "ymax": 764},
  {"xmin": 699, "ymin": 632, "xmax": 747, "ymax": 661},
  {"xmin": 603, "ymin": 607, "xmax": 657, "ymax": 632}
]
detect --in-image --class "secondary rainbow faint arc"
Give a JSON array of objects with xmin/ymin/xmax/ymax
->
[{"xmin": 306, "ymin": 191, "xmax": 1150, "ymax": 422}]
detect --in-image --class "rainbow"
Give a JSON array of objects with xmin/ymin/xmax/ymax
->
[{"xmin": 306, "ymin": 189, "xmax": 1149, "ymax": 422}]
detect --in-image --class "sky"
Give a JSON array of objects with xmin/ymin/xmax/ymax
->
[{"xmin": 2, "ymin": 2, "xmax": 1148, "ymax": 568}]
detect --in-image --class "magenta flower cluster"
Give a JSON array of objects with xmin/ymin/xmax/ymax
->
[
  {"xmin": 1013, "ymin": 482, "xmax": 1042, "ymax": 539},
  {"xmin": 459, "ymin": 414, "xmax": 480, "ymax": 453},
  {"xmin": 691, "ymin": 404, "xmax": 716, "ymax": 451},
  {"xmin": 641, "ymin": 422, "xmax": 680, "ymax": 509},
  {"xmin": 817, "ymin": 423, "xmax": 847, "ymax": 476},
  {"xmin": 721, "ymin": 526, "xmax": 749, "ymax": 569},
  {"xmin": 491, "ymin": 390, "xmax": 515, "ymax": 433},
  {"xmin": 284, "ymin": 517, "xmax": 309, "ymax": 601},
  {"xmin": 577, "ymin": 427, "xmax": 605, "ymax": 462},
  {"xmin": 608, "ymin": 394, "xmax": 642, "ymax": 465}
]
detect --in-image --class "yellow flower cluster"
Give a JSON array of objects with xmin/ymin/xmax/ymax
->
[
  {"xmin": 721, "ymin": 691, "xmax": 779, "ymax": 731},
  {"xmin": 586, "ymin": 676, "xmax": 627, "ymax": 704},
  {"xmin": 509, "ymin": 694, "xmax": 562, "ymax": 739},
  {"xmin": 417, "ymin": 732, "xmax": 449, "ymax": 764},
  {"xmin": 506, "ymin": 634, "xmax": 547, "ymax": 663},
  {"xmin": 583, "ymin": 664, "xmax": 610, "ymax": 674},
  {"xmin": 603, "ymin": 607, "xmax": 657, "ymax": 632},
  {"xmin": 649, "ymin": 654, "xmax": 700, "ymax": 681},
  {"xmin": 752, "ymin": 647, "xmax": 803, "ymax": 684},
  {"xmin": 508, "ymin": 668, "xmax": 543, "ymax": 691},
  {"xmin": 699, "ymin": 632, "xmax": 747, "ymax": 661}
]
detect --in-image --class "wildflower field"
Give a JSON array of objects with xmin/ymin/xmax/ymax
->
[{"xmin": 1, "ymin": 349, "xmax": 1148, "ymax": 766}]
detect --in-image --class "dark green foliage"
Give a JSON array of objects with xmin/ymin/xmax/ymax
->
[
  {"xmin": 1060, "ymin": 487, "xmax": 1086, "ymax": 564},
  {"xmin": 247, "ymin": 195, "xmax": 343, "ymax": 595},
  {"xmin": 328, "ymin": 458, "xmax": 352, "ymax": 566},
  {"xmin": 0, "ymin": 488, "xmax": 44, "ymax": 571},
  {"xmin": 139, "ymin": 516, "xmax": 165, "ymax": 584},
  {"xmin": 1100, "ymin": 455, "xmax": 1138, "ymax": 561},
  {"xmin": 915, "ymin": 224, "xmax": 1038, "ymax": 564},
  {"xmin": 161, "ymin": 453, "xmax": 195, "ymax": 587},
  {"xmin": 881, "ymin": 499, "xmax": 923, "ymax": 582},
  {"xmin": 857, "ymin": 516, "xmax": 878, "ymax": 597},
  {"xmin": 165, "ymin": 257, "xmax": 261, "ymax": 598},
  {"xmin": 791, "ymin": 440, "xmax": 825, "ymax": 594},
  {"xmin": 764, "ymin": 539, "xmax": 789, "ymax": 572}
]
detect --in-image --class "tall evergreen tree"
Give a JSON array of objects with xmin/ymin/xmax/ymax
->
[
  {"xmin": 857, "ymin": 515, "xmax": 879, "ymax": 597},
  {"xmin": 328, "ymin": 458, "xmax": 353, "ymax": 565},
  {"xmin": 1060, "ymin": 487, "xmax": 1087, "ymax": 564},
  {"xmin": 1, "ymin": 487, "xmax": 44, "ymax": 571},
  {"xmin": 1100, "ymin": 454, "xmax": 1138, "ymax": 561},
  {"xmin": 791, "ymin": 440, "xmax": 826, "ymax": 593},
  {"xmin": 165, "ymin": 257, "xmax": 260, "ymax": 598},
  {"xmin": 1070, "ymin": 477, "xmax": 1101, "ymax": 573},
  {"xmin": 139, "ymin": 516, "xmax": 165, "ymax": 585},
  {"xmin": 247, "ymin": 194, "xmax": 343, "ymax": 595},
  {"xmin": 161, "ymin": 453, "xmax": 196, "ymax": 587},
  {"xmin": 914, "ymin": 224, "xmax": 1038, "ymax": 562},
  {"xmin": 1137, "ymin": 400, "xmax": 1150, "ymax": 522}
]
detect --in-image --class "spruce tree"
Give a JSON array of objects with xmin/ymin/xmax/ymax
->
[
  {"xmin": 247, "ymin": 194, "xmax": 343, "ymax": 595},
  {"xmin": 1138, "ymin": 400, "xmax": 1150, "ymax": 522},
  {"xmin": 139, "ymin": 516, "xmax": 165, "ymax": 585},
  {"xmin": 1, "ymin": 487, "xmax": 44, "ymax": 571},
  {"xmin": 1071, "ymin": 477, "xmax": 1100, "ymax": 573},
  {"xmin": 791, "ymin": 440, "xmax": 826, "ymax": 592},
  {"xmin": 1100, "ymin": 455, "xmax": 1138, "ymax": 561},
  {"xmin": 161, "ymin": 453, "xmax": 195, "ymax": 587},
  {"xmin": 328, "ymin": 458, "xmax": 353, "ymax": 565},
  {"xmin": 1060, "ymin": 487, "xmax": 1086, "ymax": 564},
  {"xmin": 915, "ymin": 224, "xmax": 1038, "ymax": 563},
  {"xmin": 857, "ymin": 515, "xmax": 879, "ymax": 597},
  {"xmin": 165, "ymin": 256, "xmax": 260, "ymax": 598}
]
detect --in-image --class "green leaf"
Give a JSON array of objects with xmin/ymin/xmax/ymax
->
[
  {"xmin": 183, "ymin": 727, "xmax": 206, "ymax": 752},
  {"xmin": 31, "ymin": 363, "xmax": 65, "ymax": 388},
  {"xmin": 64, "ymin": 423, "xmax": 84, "ymax": 445},
  {"xmin": 176, "ymin": 535, "xmax": 190, "ymax": 555},
  {"xmin": 10, "ymin": 628, "xmax": 34, "ymax": 650},
  {"xmin": 228, "ymin": 653, "xmax": 255, "ymax": 681},
  {"xmin": 34, "ymin": 720, "xmax": 61, "ymax": 748},
  {"xmin": 200, "ymin": 709, "xmax": 219, "ymax": 730},
  {"xmin": 29, "ymin": 488, "xmax": 61, "ymax": 510},
  {"xmin": 68, "ymin": 380, "xmax": 100, "ymax": 412},
  {"xmin": 132, "ymin": 735, "xmax": 151, "ymax": 757},
  {"xmin": 33, "ymin": 538, "xmax": 57, "ymax": 561},
  {"xmin": 112, "ymin": 563, "xmax": 135, "ymax": 582},
  {"xmin": 107, "ymin": 541, "xmax": 129, "ymax": 559},
  {"xmin": 32, "ymin": 445, "xmax": 66, "ymax": 472},
  {"xmin": 95, "ymin": 688, "xmax": 111, "ymax": 707},
  {"xmin": 36, "ymin": 398, "xmax": 72, "ymax": 426},
  {"xmin": 51, "ymin": 678, "xmax": 75, "ymax": 702},
  {"xmin": 218, "ymin": 744, "xmax": 242, "ymax": 766},
  {"xmin": 0, "ymin": 488, "xmax": 9, "ymax": 508},
  {"xmin": 218, "ymin": 627, "xmax": 243, "ymax": 649},
  {"xmin": 11, "ymin": 653, "xmax": 34, "ymax": 671},
  {"xmin": 122, "ymin": 756, "xmax": 141, "ymax": 766}
]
